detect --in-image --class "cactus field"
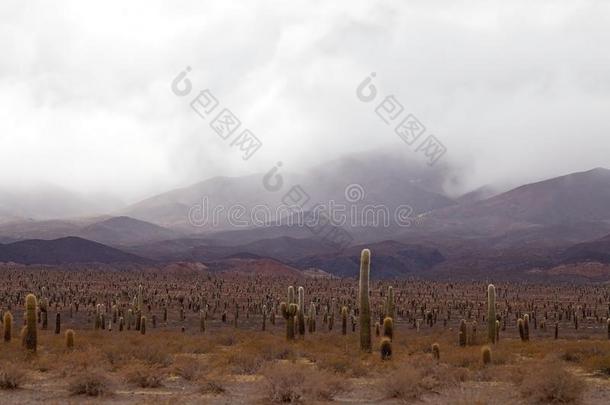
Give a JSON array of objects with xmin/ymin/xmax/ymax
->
[{"xmin": 0, "ymin": 252, "xmax": 610, "ymax": 404}]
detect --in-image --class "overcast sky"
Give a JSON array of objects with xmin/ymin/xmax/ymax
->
[{"xmin": 1, "ymin": 0, "xmax": 609, "ymax": 204}]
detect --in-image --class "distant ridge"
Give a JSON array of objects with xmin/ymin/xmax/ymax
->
[{"xmin": 0, "ymin": 236, "xmax": 150, "ymax": 265}]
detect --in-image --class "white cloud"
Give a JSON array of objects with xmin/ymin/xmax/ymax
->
[{"xmin": 1, "ymin": 0, "xmax": 609, "ymax": 205}]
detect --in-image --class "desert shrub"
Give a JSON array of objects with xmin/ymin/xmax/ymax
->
[
  {"xmin": 262, "ymin": 362, "xmax": 344, "ymax": 403},
  {"xmin": 518, "ymin": 361, "xmax": 585, "ymax": 404},
  {"xmin": 173, "ymin": 357, "xmax": 203, "ymax": 381},
  {"xmin": 69, "ymin": 371, "xmax": 111, "ymax": 396},
  {"xmin": 124, "ymin": 364, "xmax": 165, "ymax": 388},
  {"xmin": 0, "ymin": 365, "xmax": 25, "ymax": 389},
  {"xmin": 381, "ymin": 357, "xmax": 463, "ymax": 401},
  {"xmin": 224, "ymin": 350, "xmax": 265, "ymax": 375},
  {"xmin": 199, "ymin": 379, "xmax": 226, "ymax": 395},
  {"xmin": 315, "ymin": 352, "xmax": 368, "ymax": 377},
  {"xmin": 382, "ymin": 367, "xmax": 425, "ymax": 401}
]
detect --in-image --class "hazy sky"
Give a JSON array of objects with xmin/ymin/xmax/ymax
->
[{"xmin": 1, "ymin": 0, "xmax": 609, "ymax": 204}]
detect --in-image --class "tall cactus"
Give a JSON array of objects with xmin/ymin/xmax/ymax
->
[
  {"xmin": 25, "ymin": 294, "xmax": 37, "ymax": 352},
  {"xmin": 385, "ymin": 286, "xmax": 395, "ymax": 320},
  {"xmin": 459, "ymin": 319, "xmax": 467, "ymax": 347},
  {"xmin": 359, "ymin": 249, "xmax": 371, "ymax": 352},
  {"xmin": 487, "ymin": 284, "xmax": 496, "ymax": 344},
  {"xmin": 3, "ymin": 311, "xmax": 12, "ymax": 342},
  {"xmin": 297, "ymin": 287, "xmax": 305, "ymax": 337},
  {"xmin": 66, "ymin": 329, "xmax": 75, "ymax": 349},
  {"xmin": 280, "ymin": 302, "xmax": 297, "ymax": 340},
  {"xmin": 383, "ymin": 317, "xmax": 394, "ymax": 340}
]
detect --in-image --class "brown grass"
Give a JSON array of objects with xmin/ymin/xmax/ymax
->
[
  {"xmin": 68, "ymin": 370, "xmax": 112, "ymax": 396},
  {"xmin": 517, "ymin": 360, "xmax": 585, "ymax": 404},
  {"xmin": 0, "ymin": 365, "xmax": 25, "ymax": 389}
]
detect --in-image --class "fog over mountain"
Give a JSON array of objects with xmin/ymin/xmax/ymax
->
[{"xmin": 1, "ymin": 0, "xmax": 610, "ymax": 215}]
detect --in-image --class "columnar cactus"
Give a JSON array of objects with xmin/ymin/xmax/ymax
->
[
  {"xmin": 383, "ymin": 317, "xmax": 394, "ymax": 340},
  {"xmin": 385, "ymin": 286, "xmax": 395, "ymax": 320},
  {"xmin": 432, "ymin": 343, "xmax": 440, "ymax": 361},
  {"xmin": 137, "ymin": 284, "xmax": 143, "ymax": 312},
  {"xmin": 3, "ymin": 311, "xmax": 12, "ymax": 342},
  {"xmin": 554, "ymin": 322, "xmax": 559, "ymax": 339},
  {"xmin": 607, "ymin": 318, "xmax": 610, "ymax": 340},
  {"xmin": 487, "ymin": 284, "xmax": 496, "ymax": 344},
  {"xmin": 25, "ymin": 294, "xmax": 37, "ymax": 352},
  {"xmin": 66, "ymin": 329, "xmax": 75, "ymax": 349},
  {"xmin": 518, "ymin": 318, "xmax": 525, "ymax": 341},
  {"xmin": 262, "ymin": 305, "xmax": 267, "ymax": 331},
  {"xmin": 200, "ymin": 311, "xmax": 206, "ymax": 333},
  {"xmin": 359, "ymin": 249, "xmax": 371, "ymax": 353},
  {"xmin": 459, "ymin": 319, "xmax": 467, "ymax": 347},
  {"xmin": 140, "ymin": 316, "xmax": 146, "ymax": 335},
  {"xmin": 281, "ymin": 302, "xmax": 297, "ymax": 340},
  {"xmin": 341, "ymin": 306, "xmax": 348, "ymax": 335},
  {"xmin": 308, "ymin": 303, "xmax": 316, "ymax": 333},
  {"xmin": 380, "ymin": 337, "xmax": 392, "ymax": 360},
  {"xmin": 55, "ymin": 313, "xmax": 61, "ymax": 334},
  {"xmin": 482, "ymin": 346, "xmax": 492, "ymax": 365},
  {"xmin": 495, "ymin": 320, "xmax": 500, "ymax": 343},
  {"xmin": 297, "ymin": 287, "xmax": 305, "ymax": 337},
  {"xmin": 524, "ymin": 314, "xmax": 530, "ymax": 341}
]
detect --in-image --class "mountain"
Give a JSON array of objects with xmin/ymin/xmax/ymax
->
[
  {"xmin": 558, "ymin": 233, "xmax": 610, "ymax": 264},
  {"xmin": 412, "ymin": 168, "xmax": 610, "ymax": 242},
  {"xmin": 78, "ymin": 216, "xmax": 180, "ymax": 246},
  {"xmin": 122, "ymin": 149, "xmax": 457, "ymax": 235},
  {"xmin": 0, "ymin": 237, "xmax": 149, "ymax": 265},
  {"xmin": 0, "ymin": 216, "xmax": 181, "ymax": 246}
]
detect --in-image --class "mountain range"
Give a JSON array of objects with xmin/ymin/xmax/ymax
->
[{"xmin": 1, "ymin": 151, "xmax": 610, "ymax": 280}]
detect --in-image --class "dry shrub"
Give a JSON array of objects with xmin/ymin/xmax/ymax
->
[
  {"xmin": 199, "ymin": 379, "xmax": 226, "ymax": 395},
  {"xmin": 173, "ymin": 357, "xmax": 203, "ymax": 381},
  {"xmin": 518, "ymin": 361, "xmax": 585, "ymax": 404},
  {"xmin": 582, "ymin": 353, "xmax": 610, "ymax": 376},
  {"xmin": 124, "ymin": 363, "xmax": 165, "ymax": 388},
  {"xmin": 382, "ymin": 357, "xmax": 463, "ymax": 401},
  {"xmin": 223, "ymin": 349, "xmax": 265, "ymax": 375},
  {"xmin": 0, "ymin": 365, "xmax": 25, "ymax": 389},
  {"xmin": 315, "ymin": 352, "xmax": 368, "ymax": 377},
  {"xmin": 262, "ymin": 361, "xmax": 344, "ymax": 403},
  {"xmin": 69, "ymin": 370, "xmax": 111, "ymax": 397},
  {"xmin": 383, "ymin": 367, "xmax": 425, "ymax": 401}
]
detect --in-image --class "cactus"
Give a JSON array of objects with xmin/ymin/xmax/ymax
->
[
  {"xmin": 459, "ymin": 319, "xmax": 467, "ymax": 347},
  {"xmin": 432, "ymin": 343, "xmax": 440, "ymax": 361},
  {"xmin": 297, "ymin": 287, "xmax": 305, "ymax": 337},
  {"xmin": 385, "ymin": 286, "xmax": 395, "ymax": 320},
  {"xmin": 359, "ymin": 249, "xmax": 372, "ymax": 353},
  {"xmin": 25, "ymin": 294, "xmax": 37, "ymax": 352},
  {"xmin": 482, "ymin": 346, "xmax": 492, "ymax": 365},
  {"xmin": 262, "ymin": 305, "xmax": 267, "ymax": 331},
  {"xmin": 288, "ymin": 286, "xmax": 295, "ymax": 305},
  {"xmin": 281, "ymin": 302, "xmax": 297, "ymax": 340},
  {"xmin": 140, "ymin": 316, "xmax": 146, "ymax": 335},
  {"xmin": 380, "ymin": 337, "xmax": 392, "ymax": 360},
  {"xmin": 65, "ymin": 329, "xmax": 75, "ymax": 349},
  {"xmin": 137, "ymin": 284, "xmax": 143, "ymax": 312},
  {"xmin": 554, "ymin": 322, "xmax": 559, "ymax": 339},
  {"xmin": 495, "ymin": 320, "xmax": 500, "ymax": 343},
  {"xmin": 308, "ymin": 303, "xmax": 316, "ymax": 333},
  {"xmin": 341, "ymin": 306, "xmax": 348, "ymax": 335},
  {"xmin": 55, "ymin": 313, "xmax": 61, "ymax": 334},
  {"xmin": 375, "ymin": 322, "xmax": 380, "ymax": 337},
  {"xmin": 518, "ymin": 318, "xmax": 525, "ymax": 341},
  {"xmin": 41, "ymin": 310, "xmax": 48, "ymax": 330},
  {"xmin": 487, "ymin": 284, "xmax": 496, "ymax": 344},
  {"xmin": 119, "ymin": 316, "xmax": 124, "ymax": 332},
  {"xmin": 3, "ymin": 311, "xmax": 12, "ymax": 342},
  {"xmin": 383, "ymin": 317, "xmax": 394, "ymax": 340},
  {"xmin": 524, "ymin": 314, "xmax": 530, "ymax": 341},
  {"xmin": 200, "ymin": 311, "xmax": 206, "ymax": 333},
  {"xmin": 607, "ymin": 318, "xmax": 610, "ymax": 340}
]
